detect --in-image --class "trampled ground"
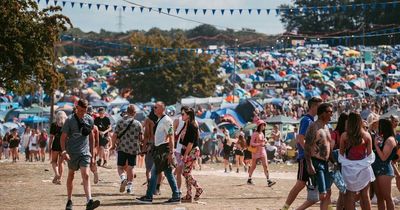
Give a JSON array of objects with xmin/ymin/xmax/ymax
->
[{"xmin": 0, "ymin": 158, "xmax": 399, "ymax": 210}]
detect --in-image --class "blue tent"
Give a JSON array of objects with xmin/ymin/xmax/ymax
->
[
  {"xmin": 211, "ymin": 108, "xmax": 246, "ymax": 126},
  {"xmin": 241, "ymin": 60, "xmax": 255, "ymax": 69},
  {"xmin": 22, "ymin": 116, "xmax": 49, "ymax": 124},
  {"xmin": 235, "ymin": 99, "xmax": 263, "ymax": 123},
  {"xmin": 265, "ymin": 73, "xmax": 283, "ymax": 82}
]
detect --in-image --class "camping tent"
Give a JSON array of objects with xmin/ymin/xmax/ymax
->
[{"xmin": 235, "ymin": 99, "xmax": 264, "ymax": 123}]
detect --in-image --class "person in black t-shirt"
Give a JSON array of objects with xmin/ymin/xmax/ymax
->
[
  {"xmin": 49, "ymin": 111, "xmax": 67, "ymax": 185},
  {"xmin": 180, "ymin": 107, "xmax": 203, "ymax": 202},
  {"xmin": 94, "ymin": 107, "xmax": 112, "ymax": 168},
  {"xmin": 9, "ymin": 128, "xmax": 20, "ymax": 163}
]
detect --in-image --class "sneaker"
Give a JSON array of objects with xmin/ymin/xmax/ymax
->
[
  {"xmin": 93, "ymin": 172, "xmax": 99, "ymax": 184},
  {"xmin": 136, "ymin": 196, "xmax": 153, "ymax": 204},
  {"xmin": 236, "ymin": 168, "xmax": 239, "ymax": 173},
  {"xmin": 267, "ymin": 179, "xmax": 276, "ymax": 187},
  {"xmin": 96, "ymin": 159, "xmax": 101, "ymax": 166},
  {"xmin": 127, "ymin": 185, "xmax": 133, "ymax": 194},
  {"xmin": 229, "ymin": 164, "xmax": 232, "ymax": 172},
  {"xmin": 224, "ymin": 168, "xmax": 228, "ymax": 173},
  {"xmin": 65, "ymin": 200, "xmax": 73, "ymax": 210},
  {"xmin": 86, "ymin": 199, "xmax": 100, "ymax": 210},
  {"xmin": 371, "ymin": 196, "xmax": 377, "ymax": 204},
  {"xmin": 120, "ymin": 179, "xmax": 128, "ymax": 193},
  {"xmin": 247, "ymin": 179, "xmax": 254, "ymax": 185},
  {"xmin": 164, "ymin": 197, "xmax": 181, "ymax": 204}
]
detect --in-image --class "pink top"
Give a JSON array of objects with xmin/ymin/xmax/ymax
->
[
  {"xmin": 250, "ymin": 131, "xmax": 267, "ymax": 159},
  {"xmin": 346, "ymin": 143, "xmax": 367, "ymax": 160}
]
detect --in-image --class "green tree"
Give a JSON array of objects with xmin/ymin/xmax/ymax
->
[
  {"xmin": 0, "ymin": 0, "xmax": 71, "ymax": 94},
  {"xmin": 115, "ymin": 31, "xmax": 221, "ymax": 104},
  {"xmin": 280, "ymin": 0, "xmax": 400, "ymax": 43}
]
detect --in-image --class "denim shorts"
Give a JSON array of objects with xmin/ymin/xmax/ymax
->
[
  {"xmin": 372, "ymin": 157, "xmax": 394, "ymax": 177},
  {"xmin": 311, "ymin": 158, "xmax": 331, "ymax": 194}
]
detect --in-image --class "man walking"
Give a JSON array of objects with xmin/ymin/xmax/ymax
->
[
  {"xmin": 136, "ymin": 101, "xmax": 181, "ymax": 204},
  {"xmin": 111, "ymin": 104, "xmax": 143, "ymax": 194},
  {"xmin": 305, "ymin": 103, "xmax": 334, "ymax": 210},
  {"xmin": 60, "ymin": 99, "xmax": 100, "ymax": 210},
  {"xmin": 281, "ymin": 97, "xmax": 322, "ymax": 210},
  {"xmin": 95, "ymin": 107, "xmax": 112, "ymax": 168}
]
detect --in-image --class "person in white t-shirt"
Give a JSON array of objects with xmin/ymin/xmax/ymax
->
[
  {"xmin": 22, "ymin": 127, "xmax": 31, "ymax": 161},
  {"xmin": 173, "ymin": 107, "xmax": 186, "ymax": 192}
]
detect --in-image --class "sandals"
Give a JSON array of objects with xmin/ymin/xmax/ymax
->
[
  {"xmin": 194, "ymin": 188, "xmax": 203, "ymax": 201},
  {"xmin": 181, "ymin": 195, "xmax": 192, "ymax": 203},
  {"xmin": 52, "ymin": 176, "xmax": 61, "ymax": 185}
]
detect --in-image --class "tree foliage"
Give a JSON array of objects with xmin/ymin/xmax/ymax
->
[
  {"xmin": 115, "ymin": 31, "xmax": 221, "ymax": 104},
  {"xmin": 0, "ymin": 0, "xmax": 71, "ymax": 94},
  {"xmin": 280, "ymin": 0, "xmax": 400, "ymax": 37}
]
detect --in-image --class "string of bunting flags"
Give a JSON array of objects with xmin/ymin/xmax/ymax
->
[
  {"xmin": 37, "ymin": 0, "xmax": 400, "ymax": 16},
  {"xmin": 60, "ymin": 26, "xmax": 400, "ymax": 55}
]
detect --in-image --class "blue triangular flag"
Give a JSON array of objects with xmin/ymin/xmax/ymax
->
[
  {"xmin": 341, "ymin": 5, "xmax": 347, "ymax": 12},
  {"xmin": 371, "ymin": 3, "xmax": 376, "ymax": 10},
  {"xmin": 239, "ymin": 9, "xmax": 243, "ymax": 14},
  {"xmin": 203, "ymin": 9, "xmax": 207, "ymax": 15},
  {"xmin": 212, "ymin": 9, "xmax": 216, "ymax": 15},
  {"xmin": 140, "ymin": 7, "xmax": 144, "ymax": 13},
  {"xmin": 167, "ymin": 8, "xmax": 171, "ymax": 14},
  {"xmin": 393, "ymin": 2, "xmax": 397, "ymax": 8},
  {"xmin": 114, "ymin": 5, "xmax": 118, "ymax": 11},
  {"xmin": 148, "ymin": 8, "xmax": 152, "ymax": 12},
  {"xmin": 54, "ymin": 1, "xmax": 58, "ymax": 6},
  {"xmin": 71, "ymin": 2, "xmax": 75, "ymax": 8},
  {"xmin": 275, "ymin": 9, "xmax": 280, "ymax": 15},
  {"xmin": 332, "ymin": 6, "xmax": 336, "ymax": 13},
  {"xmin": 221, "ymin": 9, "xmax": 224, "ymax": 15},
  {"xmin": 293, "ymin": 8, "xmax": 299, "ymax": 15},
  {"xmin": 122, "ymin": 6, "xmax": 126, "ymax": 11},
  {"xmin": 46, "ymin": 0, "xmax": 49, "ymax": 5},
  {"xmin": 155, "ymin": 48, "xmax": 158, "ymax": 53},
  {"xmin": 266, "ymin": 9, "xmax": 270, "ymax": 14},
  {"xmin": 194, "ymin": 9, "xmax": 198, "ymax": 14},
  {"xmin": 105, "ymin": 4, "xmax": 108, "ymax": 10},
  {"xmin": 312, "ymin": 6, "xmax": 318, "ymax": 13},
  {"xmin": 361, "ymin": 4, "xmax": 367, "ymax": 10},
  {"xmin": 131, "ymin": 7, "xmax": 135, "ymax": 12},
  {"xmin": 96, "ymin": 4, "xmax": 101, "ymax": 10},
  {"xmin": 88, "ymin": 3, "xmax": 92, "ymax": 9},
  {"xmin": 381, "ymin": 2, "xmax": 386, "ymax": 9},
  {"xmin": 62, "ymin": 1, "xmax": 66, "ymax": 7},
  {"xmin": 80, "ymin": 3, "xmax": 84, "ymax": 8},
  {"xmin": 248, "ymin": 9, "xmax": 252, "ymax": 14},
  {"xmin": 257, "ymin": 9, "xmax": 261, "ymax": 15},
  {"xmin": 302, "ymin": 7, "xmax": 308, "ymax": 14},
  {"xmin": 322, "ymin": 6, "xmax": 329, "ymax": 13},
  {"xmin": 352, "ymin": 4, "xmax": 356, "ymax": 11},
  {"xmin": 176, "ymin": 8, "xmax": 180, "ymax": 14},
  {"xmin": 185, "ymin": 9, "xmax": 189, "ymax": 14},
  {"xmin": 37, "ymin": 0, "xmax": 40, "ymax": 3},
  {"xmin": 230, "ymin": 9, "xmax": 234, "ymax": 15},
  {"xmin": 158, "ymin": 8, "xmax": 162, "ymax": 13}
]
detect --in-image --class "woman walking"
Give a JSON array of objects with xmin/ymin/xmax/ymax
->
[
  {"xmin": 9, "ymin": 128, "xmax": 20, "ymax": 163},
  {"xmin": 339, "ymin": 112, "xmax": 374, "ymax": 210},
  {"xmin": 29, "ymin": 129, "xmax": 39, "ymax": 161},
  {"xmin": 247, "ymin": 120, "xmax": 275, "ymax": 187},
  {"xmin": 180, "ymin": 107, "xmax": 203, "ymax": 202},
  {"xmin": 38, "ymin": 129, "xmax": 48, "ymax": 162},
  {"xmin": 49, "ymin": 111, "xmax": 67, "ymax": 185},
  {"xmin": 372, "ymin": 119, "xmax": 398, "ymax": 210},
  {"xmin": 234, "ymin": 134, "xmax": 246, "ymax": 173}
]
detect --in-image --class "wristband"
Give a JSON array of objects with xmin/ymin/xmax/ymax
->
[{"xmin": 61, "ymin": 150, "xmax": 67, "ymax": 155}]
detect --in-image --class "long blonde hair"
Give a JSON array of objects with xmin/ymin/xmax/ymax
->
[{"xmin": 55, "ymin": 111, "xmax": 67, "ymax": 127}]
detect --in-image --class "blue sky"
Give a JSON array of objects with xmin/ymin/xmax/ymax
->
[{"xmin": 38, "ymin": 0, "xmax": 292, "ymax": 34}]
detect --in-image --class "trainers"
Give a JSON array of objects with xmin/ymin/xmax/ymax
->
[
  {"xmin": 94, "ymin": 172, "xmax": 99, "ymax": 184},
  {"xmin": 229, "ymin": 164, "xmax": 232, "ymax": 172},
  {"xmin": 86, "ymin": 199, "xmax": 100, "ymax": 210},
  {"xmin": 65, "ymin": 200, "xmax": 73, "ymax": 210},
  {"xmin": 136, "ymin": 196, "xmax": 153, "ymax": 204},
  {"xmin": 120, "ymin": 179, "xmax": 128, "ymax": 193},
  {"xmin": 236, "ymin": 168, "xmax": 239, "ymax": 173},
  {"xmin": 96, "ymin": 159, "xmax": 102, "ymax": 166},
  {"xmin": 127, "ymin": 184, "xmax": 133, "ymax": 194},
  {"xmin": 247, "ymin": 179, "xmax": 254, "ymax": 185},
  {"xmin": 267, "ymin": 179, "xmax": 276, "ymax": 187},
  {"xmin": 164, "ymin": 197, "xmax": 181, "ymax": 204}
]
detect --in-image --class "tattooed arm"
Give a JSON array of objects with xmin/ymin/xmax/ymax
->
[{"xmin": 304, "ymin": 123, "xmax": 317, "ymax": 175}]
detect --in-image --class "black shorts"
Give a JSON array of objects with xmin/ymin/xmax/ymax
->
[
  {"xmin": 297, "ymin": 158, "xmax": 309, "ymax": 182},
  {"xmin": 99, "ymin": 137, "xmax": 109, "ymax": 147},
  {"xmin": 244, "ymin": 149, "xmax": 252, "ymax": 160},
  {"xmin": 234, "ymin": 149, "xmax": 244, "ymax": 156},
  {"xmin": 117, "ymin": 151, "xmax": 137, "ymax": 167}
]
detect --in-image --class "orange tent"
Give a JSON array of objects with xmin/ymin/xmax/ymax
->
[
  {"xmin": 391, "ymin": 82, "xmax": 400, "ymax": 89},
  {"xmin": 225, "ymin": 95, "xmax": 239, "ymax": 103}
]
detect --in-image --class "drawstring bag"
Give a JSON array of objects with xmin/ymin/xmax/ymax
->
[{"xmin": 307, "ymin": 176, "xmax": 319, "ymax": 202}]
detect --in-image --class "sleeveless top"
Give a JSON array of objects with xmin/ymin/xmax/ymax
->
[{"xmin": 346, "ymin": 143, "xmax": 367, "ymax": 160}]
